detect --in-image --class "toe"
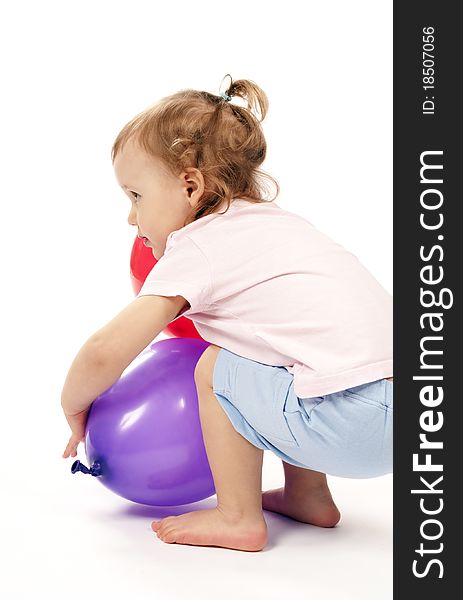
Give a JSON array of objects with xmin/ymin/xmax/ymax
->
[{"xmin": 161, "ymin": 528, "xmax": 177, "ymax": 544}]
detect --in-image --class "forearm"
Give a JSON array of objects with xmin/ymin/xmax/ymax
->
[
  {"xmin": 60, "ymin": 295, "xmax": 188, "ymax": 416},
  {"xmin": 60, "ymin": 337, "xmax": 125, "ymax": 415}
]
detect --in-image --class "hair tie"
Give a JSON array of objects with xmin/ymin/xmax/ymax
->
[{"xmin": 220, "ymin": 92, "xmax": 232, "ymax": 102}]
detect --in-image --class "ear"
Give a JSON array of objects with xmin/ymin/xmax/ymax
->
[{"xmin": 181, "ymin": 167, "xmax": 205, "ymax": 207}]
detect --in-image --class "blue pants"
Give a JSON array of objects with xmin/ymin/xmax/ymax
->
[{"xmin": 212, "ymin": 348, "xmax": 393, "ymax": 478}]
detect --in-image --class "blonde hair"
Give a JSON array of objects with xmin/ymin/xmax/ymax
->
[{"xmin": 111, "ymin": 74, "xmax": 280, "ymax": 225}]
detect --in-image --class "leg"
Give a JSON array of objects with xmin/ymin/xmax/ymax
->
[
  {"xmin": 262, "ymin": 460, "xmax": 341, "ymax": 527},
  {"xmin": 151, "ymin": 345, "xmax": 268, "ymax": 551},
  {"xmin": 283, "ymin": 460, "xmax": 329, "ymax": 493},
  {"xmin": 196, "ymin": 359, "xmax": 266, "ymax": 521}
]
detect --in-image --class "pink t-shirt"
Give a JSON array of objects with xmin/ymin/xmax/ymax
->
[{"xmin": 138, "ymin": 198, "xmax": 393, "ymax": 398}]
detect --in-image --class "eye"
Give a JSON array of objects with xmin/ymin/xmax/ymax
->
[{"xmin": 130, "ymin": 192, "xmax": 140, "ymax": 201}]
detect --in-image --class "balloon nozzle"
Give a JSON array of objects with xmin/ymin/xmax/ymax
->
[{"xmin": 71, "ymin": 459, "xmax": 102, "ymax": 477}]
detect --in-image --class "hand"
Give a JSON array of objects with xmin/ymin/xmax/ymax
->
[{"xmin": 62, "ymin": 406, "xmax": 91, "ymax": 459}]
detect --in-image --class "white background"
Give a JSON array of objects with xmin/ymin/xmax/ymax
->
[{"xmin": 0, "ymin": 1, "xmax": 392, "ymax": 599}]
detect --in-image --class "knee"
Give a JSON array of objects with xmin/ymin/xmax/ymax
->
[{"xmin": 194, "ymin": 344, "xmax": 222, "ymax": 388}]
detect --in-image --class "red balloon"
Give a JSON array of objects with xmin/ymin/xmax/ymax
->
[{"xmin": 130, "ymin": 236, "xmax": 204, "ymax": 340}]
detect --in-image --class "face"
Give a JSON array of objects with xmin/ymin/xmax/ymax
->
[{"xmin": 113, "ymin": 137, "xmax": 205, "ymax": 259}]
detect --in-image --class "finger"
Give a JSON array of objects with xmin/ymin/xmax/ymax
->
[
  {"xmin": 63, "ymin": 445, "xmax": 73, "ymax": 458},
  {"xmin": 63, "ymin": 438, "xmax": 79, "ymax": 458},
  {"xmin": 63, "ymin": 448, "xmax": 77, "ymax": 459}
]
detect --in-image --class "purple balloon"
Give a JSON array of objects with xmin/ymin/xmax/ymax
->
[{"xmin": 73, "ymin": 337, "xmax": 215, "ymax": 506}]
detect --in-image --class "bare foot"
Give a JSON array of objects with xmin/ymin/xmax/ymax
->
[
  {"xmin": 262, "ymin": 487, "xmax": 341, "ymax": 527},
  {"xmin": 151, "ymin": 507, "xmax": 268, "ymax": 552}
]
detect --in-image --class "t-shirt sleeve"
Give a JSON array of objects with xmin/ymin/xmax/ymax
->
[{"xmin": 137, "ymin": 235, "xmax": 212, "ymax": 317}]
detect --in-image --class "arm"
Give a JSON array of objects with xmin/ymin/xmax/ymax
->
[{"xmin": 60, "ymin": 294, "xmax": 189, "ymax": 416}]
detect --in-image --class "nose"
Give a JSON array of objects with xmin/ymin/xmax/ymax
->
[{"xmin": 127, "ymin": 203, "xmax": 137, "ymax": 227}]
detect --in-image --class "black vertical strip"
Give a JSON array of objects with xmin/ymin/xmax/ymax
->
[{"xmin": 394, "ymin": 2, "xmax": 461, "ymax": 597}]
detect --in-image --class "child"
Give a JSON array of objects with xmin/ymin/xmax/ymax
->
[{"xmin": 61, "ymin": 74, "xmax": 393, "ymax": 553}]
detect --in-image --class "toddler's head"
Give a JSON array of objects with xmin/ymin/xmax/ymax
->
[{"xmin": 112, "ymin": 74, "xmax": 279, "ymax": 258}]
